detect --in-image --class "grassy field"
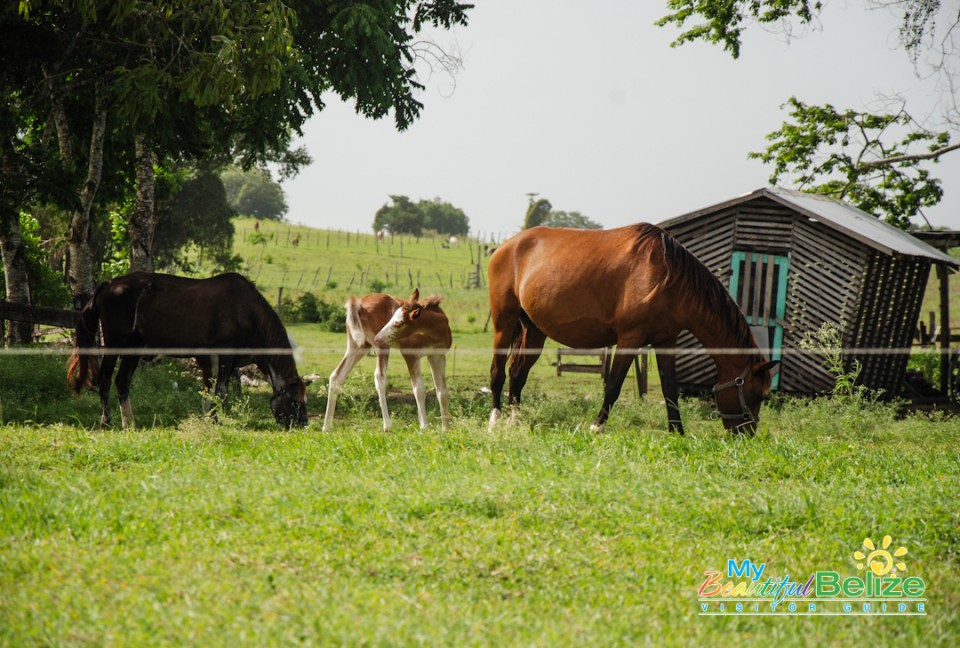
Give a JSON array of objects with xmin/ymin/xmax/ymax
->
[
  {"xmin": 230, "ymin": 217, "xmax": 494, "ymax": 333},
  {"xmin": 1, "ymin": 219, "xmax": 959, "ymax": 645},
  {"xmin": 1, "ymin": 355, "xmax": 959, "ymax": 646}
]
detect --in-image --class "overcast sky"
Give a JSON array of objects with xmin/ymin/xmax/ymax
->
[{"xmin": 279, "ymin": 1, "xmax": 960, "ymax": 238}]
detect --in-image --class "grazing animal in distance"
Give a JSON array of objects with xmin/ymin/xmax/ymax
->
[
  {"xmin": 67, "ymin": 272, "xmax": 308, "ymax": 429},
  {"xmin": 486, "ymin": 224, "xmax": 778, "ymax": 434},
  {"xmin": 323, "ymin": 289, "xmax": 451, "ymax": 432}
]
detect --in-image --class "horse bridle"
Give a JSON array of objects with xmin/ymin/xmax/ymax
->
[{"xmin": 712, "ymin": 364, "xmax": 756, "ymax": 430}]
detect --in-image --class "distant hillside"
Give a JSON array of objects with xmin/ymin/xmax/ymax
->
[{"xmin": 230, "ymin": 217, "xmax": 497, "ymax": 333}]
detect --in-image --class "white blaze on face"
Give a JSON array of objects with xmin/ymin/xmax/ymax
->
[{"xmin": 375, "ymin": 306, "xmax": 406, "ymax": 345}]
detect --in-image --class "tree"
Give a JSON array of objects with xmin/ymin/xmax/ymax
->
[
  {"xmin": 543, "ymin": 210, "xmax": 603, "ymax": 230},
  {"xmin": 523, "ymin": 199, "xmax": 552, "ymax": 229},
  {"xmin": 1, "ymin": 1, "xmax": 473, "ymax": 309},
  {"xmin": 222, "ymin": 166, "xmax": 289, "ymax": 221},
  {"xmin": 522, "ymin": 199, "xmax": 601, "ymax": 229},
  {"xmin": 420, "ymin": 198, "xmax": 470, "ymax": 235},
  {"xmin": 152, "ymin": 170, "xmax": 237, "ymax": 273},
  {"xmin": 748, "ymin": 97, "xmax": 950, "ymax": 228},
  {"xmin": 657, "ymin": 1, "xmax": 959, "ymax": 227},
  {"xmin": 375, "ymin": 195, "xmax": 421, "ymax": 236},
  {"xmin": 374, "ymin": 195, "xmax": 470, "ymax": 236}
]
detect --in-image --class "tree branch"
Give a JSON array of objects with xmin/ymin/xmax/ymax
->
[{"xmin": 857, "ymin": 140, "xmax": 960, "ymax": 169}]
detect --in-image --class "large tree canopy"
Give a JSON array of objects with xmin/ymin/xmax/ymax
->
[
  {"xmin": 0, "ymin": 0, "xmax": 473, "ymax": 307},
  {"xmin": 657, "ymin": 0, "xmax": 959, "ymax": 227},
  {"xmin": 373, "ymin": 195, "xmax": 470, "ymax": 236},
  {"xmin": 222, "ymin": 167, "xmax": 290, "ymax": 221},
  {"xmin": 522, "ymin": 199, "xmax": 600, "ymax": 230}
]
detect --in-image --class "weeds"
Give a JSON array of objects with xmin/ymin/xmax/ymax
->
[{"xmin": 799, "ymin": 321, "xmax": 881, "ymax": 404}]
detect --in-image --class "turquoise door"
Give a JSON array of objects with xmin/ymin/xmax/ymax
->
[{"xmin": 728, "ymin": 251, "xmax": 789, "ymax": 390}]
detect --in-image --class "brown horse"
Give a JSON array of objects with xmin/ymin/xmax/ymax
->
[
  {"xmin": 487, "ymin": 224, "xmax": 778, "ymax": 434},
  {"xmin": 67, "ymin": 272, "xmax": 308, "ymax": 429},
  {"xmin": 323, "ymin": 289, "xmax": 451, "ymax": 432}
]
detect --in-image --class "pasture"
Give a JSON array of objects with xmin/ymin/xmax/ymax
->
[{"xmin": 1, "ymin": 220, "xmax": 959, "ymax": 645}]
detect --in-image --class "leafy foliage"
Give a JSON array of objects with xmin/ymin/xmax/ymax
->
[
  {"xmin": 0, "ymin": 1, "xmax": 473, "ymax": 304},
  {"xmin": 799, "ymin": 321, "xmax": 880, "ymax": 404},
  {"xmin": 523, "ymin": 199, "xmax": 551, "ymax": 229},
  {"xmin": 656, "ymin": 1, "xmax": 959, "ymax": 228},
  {"xmin": 280, "ymin": 291, "xmax": 347, "ymax": 332},
  {"xmin": 543, "ymin": 210, "xmax": 602, "ymax": 229},
  {"xmin": 523, "ymin": 199, "xmax": 600, "ymax": 229},
  {"xmin": 750, "ymin": 97, "xmax": 950, "ymax": 227},
  {"xmin": 0, "ymin": 213, "xmax": 70, "ymax": 308},
  {"xmin": 656, "ymin": 0, "xmax": 822, "ymax": 59},
  {"xmin": 221, "ymin": 166, "xmax": 289, "ymax": 221},
  {"xmin": 373, "ymin": 195, "xmax": 470, "ymax": 236},
  {"xmin": 152, "ymin": 169, "xmax": 238, "ymax": 273}
]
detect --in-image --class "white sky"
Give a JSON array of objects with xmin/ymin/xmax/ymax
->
[{"xmin": 280, "ymin": 1, "xmax": 960, "ymax": 239}]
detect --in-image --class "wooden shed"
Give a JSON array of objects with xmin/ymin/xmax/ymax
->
[{"xmin": 658, "ymin": 187, "xmax": 959, "ymax": 397}]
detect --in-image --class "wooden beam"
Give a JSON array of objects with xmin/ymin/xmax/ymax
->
[
  {"xmin": 0, "ymin": 302, "xmax": 78, "ymax": 328},
  {"xmin": 937, "ymin": 263, "xmax": 951, "ymax": 398}
]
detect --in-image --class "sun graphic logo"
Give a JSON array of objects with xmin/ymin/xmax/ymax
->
[{"xmin": 854, "ymin": 535, "xmax": 908, "ymax": 576}]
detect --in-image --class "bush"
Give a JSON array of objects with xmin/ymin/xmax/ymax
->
[
  {"xmin": 281, "ymin": 292, "xmax": 346, "ymax": 332},
  {"xmin": 317, "ymin": 300, "xmax": 346, "ymax": 333},
  {"xmin": 297, "ymin": 292, "xmax": 321, "ymax": 323}
]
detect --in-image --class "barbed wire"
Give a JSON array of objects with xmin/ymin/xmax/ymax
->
[{"xmin": 0, "ymin": 345, "xmax": 955, "ymax": 357}]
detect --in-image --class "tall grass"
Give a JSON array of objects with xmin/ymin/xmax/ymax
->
[
  {"xmin": 1, "ymin": 223, "xmax": 957, "ymax": 645},
  {"xmin": 1, "ymin": 355, "xmax": 958, "ymax": 646}
]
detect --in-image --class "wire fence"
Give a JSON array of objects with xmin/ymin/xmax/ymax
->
[{"xmin": 2, "ymin": 345, "xmax": 955, "ymax": 357}]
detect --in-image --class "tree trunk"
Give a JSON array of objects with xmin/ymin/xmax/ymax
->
[
  {"xmin": 0, "ymin": 210, "xmax": 35, "ymax": 345},
  {"xmin": 128, "ymin": 133, "xmax": 156, "ymax": 273},
  {"xmin": 66, "ymin": 84, "xmax": 108, "ymax": 307}
]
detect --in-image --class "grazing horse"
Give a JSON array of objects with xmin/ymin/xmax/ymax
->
[
  {"xmin": 487, "ymin": 224, "xmax": 778, "ymax": 434},
  {"xmin": 323, "ymin": 289, "xmax": 451, "ymax": 432},
  {"xmin": 67, "ymin": 272, "xmax": 308, "ymax": 429}
]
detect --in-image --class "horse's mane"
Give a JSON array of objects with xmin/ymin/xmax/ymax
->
[
  {"xmin": 632, "ymin": 223, "xmax": 756, "ymax": 352},
  {"xmin": 235, "ymin": 275, "xmax": 301, "ymax": 381},
  {"xmin": 420, "ymin": 294, "xmax": 444, "ymax": 310}
]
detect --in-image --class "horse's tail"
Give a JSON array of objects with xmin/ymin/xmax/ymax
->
[
  {"xmin": 345, "ymin": 297, "xmax": 367, "ymax": 348},
  {"xmin": 67, "ymin": 292, "xmax": 101, "ymax": 394},
  {"xmin": 507, "ymin": 314, "xmax": 527, "ymax": 369}
]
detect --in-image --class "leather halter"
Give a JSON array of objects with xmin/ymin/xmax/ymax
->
[{"xmin": 712, "ymin": 364, "xmax": 756, "ymax": 430}]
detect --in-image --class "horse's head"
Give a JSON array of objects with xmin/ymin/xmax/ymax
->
[
  {"xmin": 270, "ymin": 378, "xmax": 308, "ymax": 428},
  {"xmin": 713, "ymin": 359, "xmax": 779, "ymax": 434},
  {"xmin": 375, "ymin": 289, "xmax": 443, "ymax": 346}
]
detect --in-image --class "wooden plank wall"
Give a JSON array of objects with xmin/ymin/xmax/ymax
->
[
  {"xmin": 664, "ymin": 197, "xmax": 935, "ymax": 397},
  {"xmin": 783, "ymin": 218, "xmax": 867, "ymax": 394},
  {"xmin": 850, "ymin": 254, "xmax": 929, "ymax": 395}
]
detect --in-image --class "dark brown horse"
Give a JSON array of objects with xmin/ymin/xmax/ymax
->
[
  {"xmin": 67, "ymin": 272, "xmax": 308, "ymax": 428},
  {"xmin": 487, "ymin": 224, "xmax": 778, "ymax": 434}
]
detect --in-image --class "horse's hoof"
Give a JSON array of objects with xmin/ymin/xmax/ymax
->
[
  {"xmin": 488, "ymin": 408, "xmax": 501, "ymax": 430},
  {"xmin": 590, "ymin": 423, "xmax": 605, "ymax": 434}
]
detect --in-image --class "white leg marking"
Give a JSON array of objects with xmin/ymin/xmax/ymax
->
[
  {"xmin": 409, "ymin": 357, "xmax": 428, "ymax": 429},
  {"xmin": 375, "ymin": 350, "xmax": 392, "ymax": 431},
  {"xmin": 323, "ymin": 348, "xmax": 364, "ymax": 432},
  {"xmin": 427, "ymin": 354, "xmax": 450, "ymax": 431},
  {"xmin": 120, "ymin": 399, "xmax": 135, "ymax": 430}
]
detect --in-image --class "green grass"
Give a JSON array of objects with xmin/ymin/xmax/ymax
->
[
  {"xmin": 2, "ymin": 221, "xmax": 958, "ymax": 645},
  {"xmin": 230, "ymin": 217, "xmax": 493, "ymax": 333},
  {"xmin": 1, "ymin": 356, "xmax": 959, "ymax": 646}
]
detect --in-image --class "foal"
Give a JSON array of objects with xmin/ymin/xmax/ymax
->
[{"xmin": 323, "ymin": 289, "xmax": 452, "ymax": 431}]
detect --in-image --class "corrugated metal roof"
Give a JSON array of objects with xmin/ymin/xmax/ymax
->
[{"xmin": 659, "ymin": 186, "xmax": 960, "ymax": 268}]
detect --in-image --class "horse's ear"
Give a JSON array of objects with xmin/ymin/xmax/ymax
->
[
  {"xmin": 756, "ymin": 360, "xmax": 780, "ymax": 377},
  {"xmin": 410, "ymin": 288, "xmax": 420, "ymax": 303}
]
